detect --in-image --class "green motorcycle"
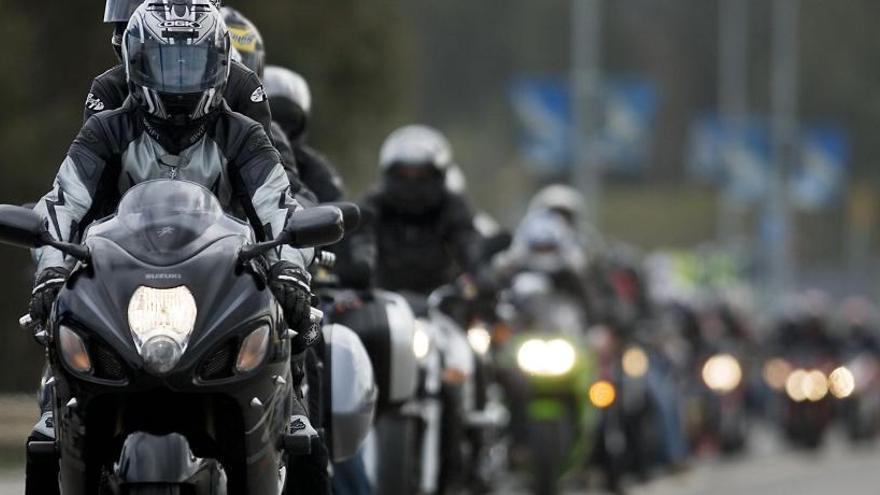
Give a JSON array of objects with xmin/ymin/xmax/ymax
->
[{"xmin": 498, "ymin": 272, "xmax": 600, "ymax": 495}]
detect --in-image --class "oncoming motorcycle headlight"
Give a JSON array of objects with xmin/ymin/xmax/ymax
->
[
  {"xmin": 828, "ymin": 366, "xmax": 855, "ymax": 399},
  {"xmin": 59, "ymin": 325, "xmax": 92, "ymax": 374},
  {"xmin": 128, "ymin": 286, "xmax": 197, "ymax": 375},
  {"xmin": 412, "ymin": 321, "xmax": 431, "ymax": 360},
  {"xmin": 236, "ymin": 325, "xmax": 271, "ymax": 373},
  {"xmin": 467, "ymin": 324, "xmax": 492, "ymax": 356},
  {"xmin": 701, "ymin": 353, "xmax": 742, "ymax": 394},
  {"xmin": 516, "ymin": 338, "xmax": 576, "ymax": 377},
  {"xmin": 622, "ymin": 346, "xmax": 650, "ymax": 378}
]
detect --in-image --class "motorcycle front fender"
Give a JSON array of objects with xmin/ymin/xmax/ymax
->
[{"xmin": 116, "ymin": 432, "xmax": 227, "ymax": 493}]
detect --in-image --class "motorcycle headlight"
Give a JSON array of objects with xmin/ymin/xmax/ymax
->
[
  {"xmin": 467, "ymin": 324, "xmax": 492, "ymax": 356},
  {"xmin": 763, "ymin": 358, "xmax": 791, "ymax": 391},
  {"xmin": 516, "ymin": 338, "xmax": 576, "ymax": 377},
  {"xmin": 236, "ymin": 325, "xmax": 271, "ymax": 373},
  {"xmin": 829, "ymin": 366, "xmax": 855, "ymax": 399},
  {"xmin": 413, "ymin": 321, "xmax": 431, "ymax": 360},
  {"xmin": 128, "ymin": 286, "xmax": 197, "ymax": 375},
  {"xmin": 785, "ymin": 369, "xmax": 808, "ymax": 402},
  {"xmin": 59, "ymin": 325, "xmax": 92, "ymax": 374},
  {"xmin": 701, "ymin": 353, "xmax": 742, "ymax": 394},
  {"xmin": 622, "ymin": 346, "xmax": 650, "ymax": 378},
  {"xmin": 785, "ymin": 368, "xmax": 828, "ymax": 402}
]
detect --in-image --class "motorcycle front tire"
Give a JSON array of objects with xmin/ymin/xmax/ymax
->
[
  {"xmin": 375, "ymin": 413, "xmax": 419, "ymax": 495},
  {"xmin": 528, "ymin": 418, "xmax": 571, "ymax": 495},
  {"xmin": 126, "ymin": 485, "xmax": 182, "ymax": 495}
]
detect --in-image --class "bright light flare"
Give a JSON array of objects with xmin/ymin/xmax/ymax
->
[
  {"xmin": 786, "ymin": 368, "xmax": 829, "ymax": 402},
  {"xmin": 702, "ymin": 353, "xmax": 742, "ymax": 393},
  {"xmin": 828, "ymin": 366, "xmax": 855, "ymax": 399},
  {"xmin": 622, "ymin": 346, "xmax": 649, "ymax": 378},
  {"xmin": 516, "ymin": 338, "xmax": 577, "ymax": 376},
  {"xmin": 412, "ymin": 322, "xmax": 431, "ymax": 360},
  {"xmin": 467, "ymin": 324, "xmax": 492, "ymax": 356},
  {"xmin": 127, "ymin": 285, "xmax": 197, "ymax": 347},
  {"xmin": 763, "ymin": 358, "xmax": 792, "ymax": 391}
]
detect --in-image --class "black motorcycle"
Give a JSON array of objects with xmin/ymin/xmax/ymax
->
[{"xmin": 4, "ymin": 179, "xmax": 350, "ymax": 494}]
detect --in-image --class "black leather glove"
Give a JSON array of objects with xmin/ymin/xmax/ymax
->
[
  {"xmin": 30, "ymin": 267, "xmax": 70, "ymax": 323},
  {"xmin": 269, "ymin": 261, "xmax": 313, "ymax": 333}
]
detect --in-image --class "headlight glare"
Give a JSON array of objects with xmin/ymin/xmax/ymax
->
[
  {"xmin": 128, "ymin": 286, "xmax": 197, "ymax": 374},
  {"xmin": 236, "ymin": 326, "xmax": 271, "ymax": 373},
  {"xmin": 413, "ymin": 322, "xmax": 431, "ymax": 360},
  {"xmin": 128, "ymin": 286, "xmax": 197, "ymax": 345},
  {"xmin": 59, "ymin": 325, "xmax": 92, "ymax": 374},
  {"xmin": 622, "ymin": 346, "xmax": 650, "ymax": 378},
  {"xmin": 467, "ymin": 324, "xmax": 492, "ymax": 356},
  {"xmin": 702, "ymin": 353, "xmax": 742, "ymax": 394},
  {"xmin": 829, "ymin": 366, "xmax": 856, "ymax": 399},
  {"xmin": 516, "ymin": 338, "xmax": 576, "ymax": 376}
]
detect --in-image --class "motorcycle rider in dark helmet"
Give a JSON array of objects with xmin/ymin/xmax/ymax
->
[
  {"xmin": 263, "ymin": 65, "xmax": 345, "ymax": 204},
  {"xmin": 220, "ymin": 7, "xmax": 326, "ymax": 205},
  {"xmin": 351, "ymin": 125, "xmax": 481, "ymax": 295},
  {"xmin": 25, "ymin": 2, "xmax": 327, "ymax": 493}
]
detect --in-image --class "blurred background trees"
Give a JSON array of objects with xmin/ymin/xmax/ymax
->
[{"xmin": 0, "ymin": 0, "xmax": 877, "ymax": 390}]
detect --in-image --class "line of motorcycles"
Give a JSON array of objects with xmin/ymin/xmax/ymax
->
[{"xmin": 10, "ymin": 179, "xmax": 880, "ymax": 494}]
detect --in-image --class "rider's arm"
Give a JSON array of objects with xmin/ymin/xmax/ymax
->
[
  {"xmin": 296, "ymin": 145, "xmax": 346, "ymax": 203},
  {"xmin": 227, "ymin": 62, "xmax": 274, "ymax": 142},
  {"xmin": 33, "ymin": 116, "xmax": 117, "ymax": 273},
  {"xmin": 445, "ymin": 193, "xmax": 482, "ymax": 275},
  {"xmin": 229, "ymin": 124, "xmax": 313, "ymax": 271}
]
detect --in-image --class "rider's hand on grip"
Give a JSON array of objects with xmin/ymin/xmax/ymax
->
[
  {"xmin": 29, "ymin": 267, "xmax": 70, "ymax": 324},
  {"xmin": 269, "ymin": 261, "xmax": 313, "ymax": 341}
]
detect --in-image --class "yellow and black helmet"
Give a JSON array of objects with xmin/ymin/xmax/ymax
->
[{"xmin": 222, "ymin": 7, "xmax": 265, "ymax": 78}]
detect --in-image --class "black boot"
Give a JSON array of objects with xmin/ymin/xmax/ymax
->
[
  {"xmin": 26, "ymin": 366, "xmax": 59, "ymax": 495},
  {"xmin": 283, "ymin": 350, "xmax": 330, "ymax": 495}
]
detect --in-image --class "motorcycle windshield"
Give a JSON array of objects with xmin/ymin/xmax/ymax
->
[{"xmin": 91, "ymin": 180, "xmax": 247, "ymax": 266}]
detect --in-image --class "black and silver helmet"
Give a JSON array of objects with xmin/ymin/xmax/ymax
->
[
  {"xmin": 263, "ymin": 65, "xmax": 312, "ymax": 142},
  {"xmin": 222, "ymin": 7, "xmax": 265, "ymax": 78},
  {"xmin": 106, "ymin": 0, "xmax": 221, "ymax": 22},
  {"xmin": 106, "ymin": 0, "xmax": 221, "ymax": 57},
  {"xmin": 123, "ymin": 0, "xmax": 230, "ymax": 124}
]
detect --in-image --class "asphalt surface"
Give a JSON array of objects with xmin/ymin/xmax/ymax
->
[
  {"xmin": 1, "ymin": 428, "xmax": 880, "ymax": 494},
  {"xmin": 494, "ymin": 426, "xmax": 880, "ymax": 495}
]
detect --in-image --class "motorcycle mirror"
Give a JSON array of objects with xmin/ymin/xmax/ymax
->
[
  {"xmin": 323, "ymin": 202, "xmax": 361, "ymax": 232},
  {"xmin": 239, "ymin": 205, "xmax": 345, "ymax": 262},
  {"xmin": 0, "ymin": 205, "xmax": 48, "ymax": 249},
  {"xmin": 482, "ymin": 231, "xmax": 512, "ymax": 259},
  {"xmin": 284, "ymin": 205, "xmax": 346, "ymax": 248},
  {"xmin": 0, "ymin": 205, "xmax": 90, "ymax": 261}
]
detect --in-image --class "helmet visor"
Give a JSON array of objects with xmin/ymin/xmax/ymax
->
[
  {"xmin": 126, "ymin": 35, "xmax": 228, "ymax": 94},
  {"xmin": 104, "ymin": 0, "xmax": 144, "ymax": 23}
]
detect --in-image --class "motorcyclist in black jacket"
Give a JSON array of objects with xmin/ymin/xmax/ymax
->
[
  {"xmin": 89, "ymin": 0, "xmax": 270, "ymax": 131},
  {"xmin": 352, "ymin": 125, "xmax": 481, "ymax": 295},
  {"xmin": 90, "ymin": 1, "xmax": 312, "ymax": 200},
  {"xmin": 219, "ymin": 6, "xmax": 313, "ymax": 204},
  {"xmin": 26, "ymin": 2, "xmax": 327, "ymax": 493},
  {"xmin": 263, "ymin": 65, "xmax": 345, "ymax": 204}
]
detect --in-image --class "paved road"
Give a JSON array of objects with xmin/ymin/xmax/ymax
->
[
  {"xmin": 629, "ymin": 435, "xmax": 880, "ymax": 495},
  {"xmin": 2, "ymin": 430, "xmax": 879, "ymax": 494},
  {"xmin": 0, "ymin": 476, "xmax": 21, "ymax": 495},
  {"xmin": 495, "ymin": 428, "xmax": 880, "ymax": 495}
]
